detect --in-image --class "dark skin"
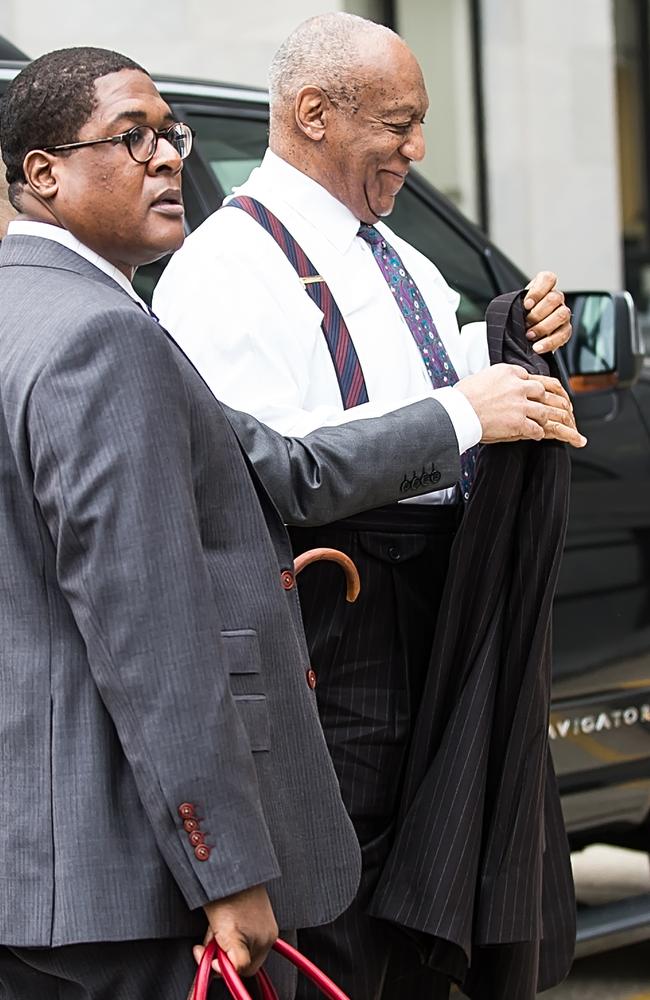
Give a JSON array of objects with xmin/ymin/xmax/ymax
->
[
  {"xmin": 0, "ymin": 174, "xmax": 16, "ymax": 237},
  {"xmin": 13, "ymin": 68, "xmax": 278, "ymax": 979},
  {"xmin": 16, "ymin": 70, "xmax": 186, "ymax": 276},
  {"xmin": 271, "ymin": 33, "xmax": 572, "ymax": 355}
]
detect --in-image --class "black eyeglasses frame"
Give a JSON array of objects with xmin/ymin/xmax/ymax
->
[{"xmin": 41, "ymin": 122, "xmax": 195, "ymax": 164}]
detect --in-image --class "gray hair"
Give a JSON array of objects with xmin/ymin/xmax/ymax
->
[{"xmin": 268, "ymin": 12, "xmax": 399, "ymax": 114}]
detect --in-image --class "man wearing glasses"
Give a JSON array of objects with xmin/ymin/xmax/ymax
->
[{"xmin": 0, "ymin": 46, "xmax": 580, "ymax": 1000}]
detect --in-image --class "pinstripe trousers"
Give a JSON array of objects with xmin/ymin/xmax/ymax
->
[
  {"xmin": 291, "ymin": 291, "xmax": 575, "ymax": 999},
  {"xmin": 290, "ymin": 504, "xmax": 461, "ymax": 1000}
]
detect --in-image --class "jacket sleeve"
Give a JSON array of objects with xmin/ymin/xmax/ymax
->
[
  {"xmin": 28, "ymin": 307, "xmax": 280, "ymax": 910},
  {"xmin": 222, "ymin": 397, "xmax": 462, "ymax": 526}
]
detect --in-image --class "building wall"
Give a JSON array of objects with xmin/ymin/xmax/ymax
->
[
  {"xmin": 0, "ymin": 0, "xmax": 625, "ymax": 290},
  {"xmin": 0, "ymin": 0, "xmax": 337, "ymax": 88},
  {"xmin": 397, "ymin": 0, "xmax": 479, "ymax": 221},
  {"xmin": 481, "ymin": 0, "xmax": 622, "ymax": 288}
]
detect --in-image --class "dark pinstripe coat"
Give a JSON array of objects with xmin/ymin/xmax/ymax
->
[{"xmin": 368, "ymin": 291, "xmax": 576, "ymax": 998}]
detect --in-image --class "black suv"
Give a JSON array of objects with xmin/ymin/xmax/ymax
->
[{"xmin": 2, "ymin": 51, "xmax": 650, "ymax": 956}]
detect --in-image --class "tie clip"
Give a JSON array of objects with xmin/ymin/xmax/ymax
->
[{"xmin": 300, "ymin": 275, "xmax": 325, "ymax": 285}]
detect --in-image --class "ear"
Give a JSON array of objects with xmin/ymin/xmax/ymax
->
[
  {"xmin": 294, "ymin": 86, "xmax": 331, "ymax": 142},
  {"xmin": 22, "ymin": 150, "xmax": 59, "ymax": 201}
]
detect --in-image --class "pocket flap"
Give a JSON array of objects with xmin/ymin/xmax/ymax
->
[
  {"xmin": 221, "ymin": 629, "xmax": 261, "ymax": 674},
  {"xmin": 358, "ymin": 532, "xmax": 428, "ymax": 564}
]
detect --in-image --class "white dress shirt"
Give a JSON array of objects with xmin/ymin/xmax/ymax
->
[
  {"xmin": 6, "ymin": 220, "xmax": 147, "ymax": 309},
  {"xmin": 154, "ymin": 150, "xmax": 490, "ymax": 504}
]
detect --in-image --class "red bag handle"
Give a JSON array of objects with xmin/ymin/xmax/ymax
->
[{"xmin": 191, "ymin": 937, "xmax": 350, "ymax": 1000}]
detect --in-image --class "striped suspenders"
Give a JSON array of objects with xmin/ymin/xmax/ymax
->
[{"xmin": 227, "ymin": 196, "xmax": 369, "ymax": 409}]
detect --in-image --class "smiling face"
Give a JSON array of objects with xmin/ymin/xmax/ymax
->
[
  {"xmin": 320, "ymin": 36, "xmax": 428, "ymax": 222},
  {"xmin": 23, "ymin": 69, "xmax": 185, "ymax": 276}
]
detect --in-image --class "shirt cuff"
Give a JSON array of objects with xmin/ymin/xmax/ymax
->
[{"xmin": 432, "ymin": 386, "xmax": 482, "ymax": 455}]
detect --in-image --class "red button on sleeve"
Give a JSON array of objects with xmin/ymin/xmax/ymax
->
[
  {"xmin": 306, "ymin": 669, "xmax": 317, "ymax": 690},
  {"xmin": 280, "ymin": 570, "xmax": 295, "ymax": 590},
  {"xmin": 195, "ymin": 844, "xmax": 211, "ymax": 862},
  {"xmin": 189, "ymin": 831, "xmax": 205, "ymax": 847},
  {"xmin": 178, "ymin": 803, "xmax": 195, "ymax": 820},
  {"xmin": 183, "ymin": 818, "xmax": 199, "ymax": 833}
]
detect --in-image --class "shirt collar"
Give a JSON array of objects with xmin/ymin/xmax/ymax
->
[
  {"xmin": 7, "ymin": 220, "xmax": 147, "ymax": 307},
  {"xmin": 238, "ymin": 149, "xmax": 362, "ymax": 255}
]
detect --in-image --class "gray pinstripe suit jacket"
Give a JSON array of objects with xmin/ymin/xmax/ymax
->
[{"xmin": 0, "ymin": 235, "xmax": 461, "ymax": 948}]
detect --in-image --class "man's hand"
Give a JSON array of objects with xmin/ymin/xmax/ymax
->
[
  {"xmin": 524, "ymin": 271, "xmax": 572, "ymax": 354},
  {"xmin": 457, "ymin": 364, "xmax": 586, "ymax": 448},
  {"xmin": 534, "ymin": 374, "xmax": 585, "ymax": 446},
  {"xmin": 194, "ymin": 884, "xmax": 279, "ymax": 979}
]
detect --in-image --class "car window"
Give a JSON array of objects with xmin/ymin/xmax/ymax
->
[
  {"xmin": 186, "ymin": 112, "xmax": 269, "ymax": 197},
  {"xmin": 564, "ymin": 293, "xmax": 616, "ymax": 374},
  {"xmin": 144, "ymin": 110, "xmax": 496, "ymax": 328}
]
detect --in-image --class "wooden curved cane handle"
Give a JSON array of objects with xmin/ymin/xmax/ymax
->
[{"xmin": 293, "ymin": 547, "xmax": 360, "ymax": 603}]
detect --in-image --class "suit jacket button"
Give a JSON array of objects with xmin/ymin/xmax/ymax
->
[
  {"xmin": 306, "ymin": 669, "xmax": 317, "ymax": 690},
  {"xmin": 184, "ymin": 818, "xmax": 199, "ymax": 833},
  {"xmin": 388, "ymin": 546, "xmax": 401, "ymax": 562},
  {"xmin": 281, "ymin": 570, "xmax": 295, "ymax": 590},
  {"xmin": 195, "ymin": 844, "xmax": 211, "ymax": 862},
  {"xmin": 178, "ymin": 802, "xmax": 195, "ymax": 820},
  {"xmin": 189, "ymin": 831, "xmax": 205, "ymax": 847}
]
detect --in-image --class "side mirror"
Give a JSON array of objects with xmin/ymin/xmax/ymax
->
[{"xmin": 563, "ymin": 291, "xmax": 643, "ymax": 393}]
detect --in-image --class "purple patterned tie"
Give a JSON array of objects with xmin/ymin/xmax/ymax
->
[{"xmin": 358, "ymin": 223, "xmax": 477, "ymax": 500}]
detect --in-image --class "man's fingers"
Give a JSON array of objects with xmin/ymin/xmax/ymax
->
[
  {"xmin": 540, "ymin": 404, "xmax": 576, "ymax": 428},
  {"xmin": 224, "ymin": 939, "xmax": 259, "ymax": 977},
  {"xmin": 525, "ymin": 401, "xmax": 553, "ymax": 428},
  {"xmin": 192, "ymin": 942, "xmax": 222, "ymax": 976},
  {"xmin": 543, "ymin": 393, "xmax": 572, "ymax": 417},
  {"xmin": 527, "ymin": 305, "xmax": 571, "ymax": 339},
  {"xmin": 193, "ymin": 927, "xmax": 214, "ymax": 969},
  {"xmin": 193, "ymin": 938, "xmax": 267, "ymax": 978},
  {"xmin": 201, "ymin": 883, "xmax": 278, "ymax": 979},
  {"xmin": 536, "ymin": 374, "xmax": 571, "ymax": 403},
  {"xmin": 523, "ymin": 270, "xmax": 557, "ymax": 310},
  {"xmin": 544, "ymin": 421, "xmax": 587, "ymax": 449},
  {"xmin": 525, "ymin": 290, "xmax": 565, "ymax": 329},
  {"xmin": 531, "ymin": 320, "xmax": 572, "ymax": 354},
  {"xmin": 523, "ymin": 378, "xmax": 546, "ymax": 403},
  {"xmin": 521, "ymin": 418, "xmax": 545, "ymax": 440}
]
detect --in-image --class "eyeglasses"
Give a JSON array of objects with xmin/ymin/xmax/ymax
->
[{"xmin": 41, "ymin": 122, "xmax": 195, "ymax": 164}]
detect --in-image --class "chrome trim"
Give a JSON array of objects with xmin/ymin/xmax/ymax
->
[
  {"xmin": 154, "ymin": 79, "xmax": 268, "ymax": 105},
  {"xmin": 575, "ymin": 892, "xmax": 650, "ymax": 957},
  {"xmin": 0, "ymin": 65, "xmax": 270, "ymax": 107},
  {"xmin": 623, "ymin": 289, "xmax": 644, "ymax": 358}
]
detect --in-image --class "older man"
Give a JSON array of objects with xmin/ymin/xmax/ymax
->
[
  {"xmin": 0, "ymin": 45, "xmax": 582, "ymax": 1000},
  {"xmin": 154, "ymin": 12, "xmax": 578, "ymax": 999}
]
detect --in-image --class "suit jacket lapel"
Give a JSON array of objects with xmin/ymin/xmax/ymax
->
[{"xmin": 0, "ymin": 234, "xmax": 291, "ymax": 557}]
